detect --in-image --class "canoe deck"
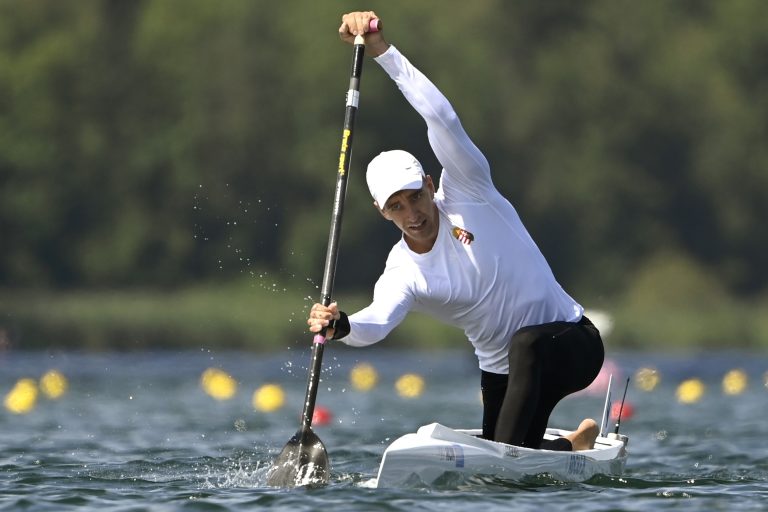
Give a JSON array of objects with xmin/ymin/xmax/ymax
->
[{"xmin": 375, "ymin": 422, "xmax": 628, "ymax": 487}]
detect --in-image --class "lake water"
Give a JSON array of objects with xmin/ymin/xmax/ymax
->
[{"xmin": 1, "ymin": 348, "xmax": 767, "ymax": 511}]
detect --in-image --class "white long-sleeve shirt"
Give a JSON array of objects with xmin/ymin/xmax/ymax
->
[{"xmin": 342, "ymin": 45, "xmax": 583, "ymax": 374}]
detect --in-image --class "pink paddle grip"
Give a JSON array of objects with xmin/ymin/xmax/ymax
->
[{"xmin": 369, "ymin": 18, "xmax": 381, "ymax": 32}]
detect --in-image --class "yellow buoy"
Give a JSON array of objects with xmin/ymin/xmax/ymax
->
[
  {"xmin": 395, "ymin": 373, "xmax": 425, "ymax": 399},
  {"xmin": 722, "ymin": 369, "xmax": 748, "ymax": 395},
  {"xmin": 4, "ymin": 378, "xmax": 39, "ymax": 414},
  {"xmin": 252, "ymin": 383, "xmax": 285, "ymax": 412},
  {"xmin": 40, "ymin": 370, "xmax": 68, "ymax": 399},
  {"xmin": 350, "ymin": 363, "xmax": 378, "ymax": 391},
  {"xmin": 200, "ymin": 368, "xmax": 237, "ymax": 400},
  {"xmin": 676, "ymin": 378, "xmax": 705, "ymax": 404},
  {"xmin": 635, "ymin": 367, "xmax": 660, "ymax": 392}
]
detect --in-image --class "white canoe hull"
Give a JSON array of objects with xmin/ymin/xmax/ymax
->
[{"xmin": 376, "ymin": 423, "xmax": 628, "ymax": 487}]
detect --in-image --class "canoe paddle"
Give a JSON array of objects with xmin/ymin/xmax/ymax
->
[{"xmin": 266, "ymin": 19, "xmax": 379, "ymax": 488}]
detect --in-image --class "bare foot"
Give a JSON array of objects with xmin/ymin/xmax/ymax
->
[{"xmin": 565, "ymin": 418, "xmax": 599, "ymax": 451}]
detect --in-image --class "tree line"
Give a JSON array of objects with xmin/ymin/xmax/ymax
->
[{"xmin": 2, "ymin": 0, "xmax": 766, "ymax": 309}]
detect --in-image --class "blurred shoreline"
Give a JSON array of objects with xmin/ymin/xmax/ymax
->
[{"xmin": 2, "ymin": 284, "xmax": 766, "ymax": 351}]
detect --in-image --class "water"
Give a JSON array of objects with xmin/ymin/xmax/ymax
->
[{"xmin": 1, "ymin": 349, "xmax": 767, "ymax": 511}]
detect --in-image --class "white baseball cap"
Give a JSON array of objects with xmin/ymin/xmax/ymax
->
[{"xmin": 366, "ymin": 150, "xmax": 425, "ymax": 207}]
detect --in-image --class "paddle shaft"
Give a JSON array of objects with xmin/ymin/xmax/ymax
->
[
  {"xmin": 266, "ymin": 21, "xmax": 378, "ymax": 488},
  {"xmin": 301, "ymin": 33, "xmax": 368, "ymax": 431}
]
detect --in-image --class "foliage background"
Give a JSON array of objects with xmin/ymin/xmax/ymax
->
[{"xmin": 1, "ymin": 0, "xmax": 767, "ymax": 350}]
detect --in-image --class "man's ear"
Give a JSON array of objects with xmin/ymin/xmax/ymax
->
[
  {"xmin": 374, "ymin": 200, "xmax": 390, "ymax": 220},
  {"xmin": 425, "ymin": 175, "xmax": 435, "ymax": 197}
]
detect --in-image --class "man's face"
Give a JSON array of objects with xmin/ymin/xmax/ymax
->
[{"xmin": 378, "ymin": 176, "xmax": 439, "ymax": 253}]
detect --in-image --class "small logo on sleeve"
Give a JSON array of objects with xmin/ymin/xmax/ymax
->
[{"xmin": 451, "ymin": 226, "xmax": 475, "ymax": 245}]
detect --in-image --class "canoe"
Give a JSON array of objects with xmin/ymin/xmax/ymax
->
[{"xmin": 375, "ymin": 422, "xmax": 628, "ymax": 487}]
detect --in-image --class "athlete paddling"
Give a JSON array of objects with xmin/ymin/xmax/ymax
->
[{"xmin": 309, "ymin": 11, "xmax": 602, "ymax": 451}]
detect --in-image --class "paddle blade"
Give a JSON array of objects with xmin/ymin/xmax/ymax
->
[{"xmin": 266, "ymin": 427, "xmax": 329, "ymax": 487}]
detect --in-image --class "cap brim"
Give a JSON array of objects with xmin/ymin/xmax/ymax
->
[{"xmin": 376, "ymin": 176, "xmax": 424, "ymax": 207}]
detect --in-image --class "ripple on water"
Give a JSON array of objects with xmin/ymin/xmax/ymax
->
[{"xmin": 1, "ymin": 350, "xmax": 767, "ymax": 512}]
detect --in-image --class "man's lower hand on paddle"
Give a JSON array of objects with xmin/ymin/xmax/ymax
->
[{"xmin": 308, "ymin": 302, "xmax": 341, "ymax": 339}]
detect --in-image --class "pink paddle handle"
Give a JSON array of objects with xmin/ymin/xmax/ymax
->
[{"xmin": 369, "ymin": 18, "xmax": 381, "ymax": 32}]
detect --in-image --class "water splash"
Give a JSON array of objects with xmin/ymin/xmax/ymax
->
[{"xmin": 198, "ymin": 455, "xmax": 272, "ymax": 489}]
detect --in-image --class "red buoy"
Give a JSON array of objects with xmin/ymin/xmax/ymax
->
[
  {"xmin": 312, "ymin": 406, "xmax": 333, "ymax": 426},
  {"xmin": 610, "ymin": 400, "xmax": 635, "ymax": 421}
]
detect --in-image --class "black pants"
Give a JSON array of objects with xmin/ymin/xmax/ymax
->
[{"xmin": 481, "ymin": 316, "xmax": 604, "ymax": 449}]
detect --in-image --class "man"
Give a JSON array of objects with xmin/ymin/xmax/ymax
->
[{"xmin": 308, "ymin": 11, "xmax": 604, "ymax": 451}]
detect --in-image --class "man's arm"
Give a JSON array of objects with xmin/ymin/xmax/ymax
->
[
  {"xmin": 374, "ymin": 46, "xmax": 494, "ymax": 200},
  {"xmin": 339, "ymin": 11, "xmax": 493, "ymax": 199},
  {"xmin": 306, "ymin": 273, "xmax": 413, "ymax": 345}
]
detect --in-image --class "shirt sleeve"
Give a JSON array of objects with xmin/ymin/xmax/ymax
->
[
  {"xmin": 374, "ymin": 45, "xmax": 494, "ymax": 201},
  {"xmin": 341, "ymin": 269, "xmax": 414, "ymax": 347}
]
